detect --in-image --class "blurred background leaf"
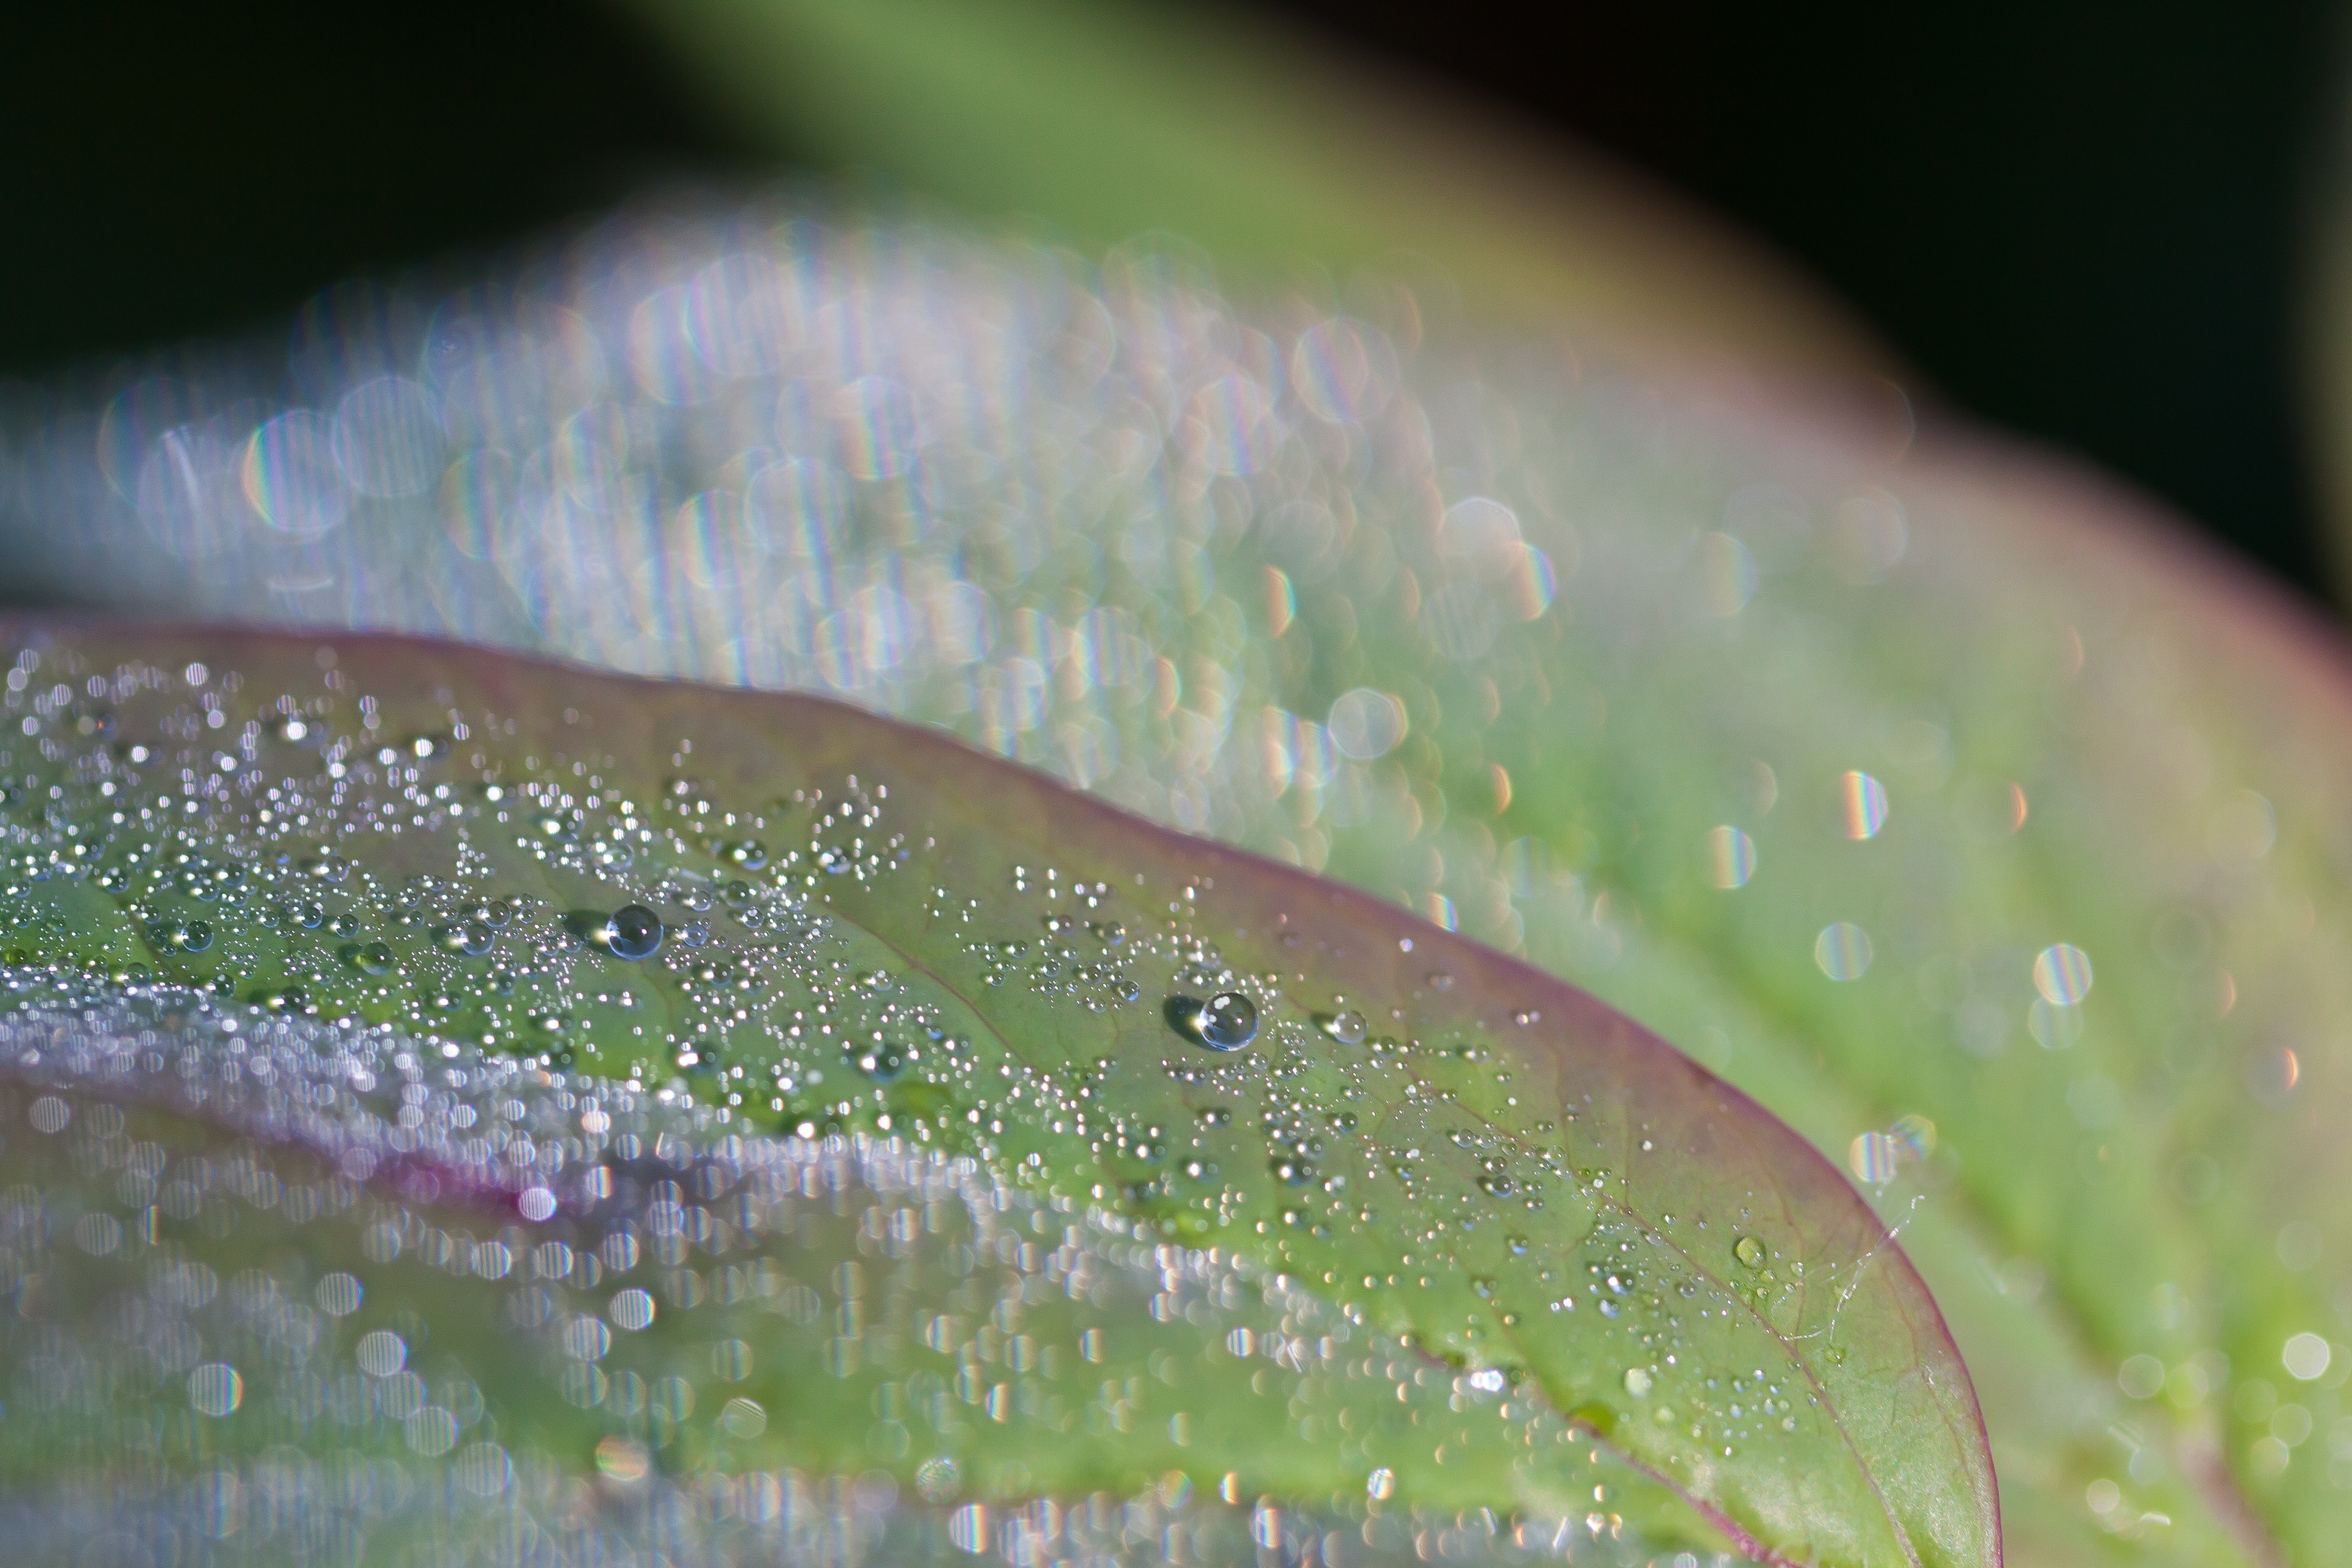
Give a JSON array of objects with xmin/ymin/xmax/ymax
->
[{"xmin": 0, "ymin": 0, "xmax": 2338, "ymax": 602}]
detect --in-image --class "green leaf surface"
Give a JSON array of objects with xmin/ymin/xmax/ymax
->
[
  {"xmin": 5, "ymin": 179, "xmax": 2345, "ymax": 1568},
  {"xmin": 0, "ymin": 624, "xmax": 1994, "ymax": 1565}
]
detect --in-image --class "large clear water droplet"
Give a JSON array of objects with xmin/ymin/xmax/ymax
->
[
  {"xmin": 1317, "ymin": 1008, "xmax": 1367, "ymax": 1045},
  {"xmin": 607, "ymin": 905, "xmax": 663, "ymax": 961},
  {"xmin": 1166, "ymin": 990, "xmax": 1258, "ymax": 1051},
  {"xmin": 436, "ymin": 922, "xmax": 495, "ymax": 957},
  {"xmin": 153, "ymin": 919, "xmax": 211, "ymax": 954}
]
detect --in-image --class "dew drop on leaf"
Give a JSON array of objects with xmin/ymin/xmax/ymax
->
[
  {"xmin": 152, "ymin": 919, "xmax": 211, "ymax": 954},
  {"xmin": 436, "ymin": 922, "xmax": 495, "ymax": 957},
  {"xmin": 1316, "ymin": 1008, "xmax": 1367, "ymax": 1045},
  {"xmin": 1167, "ymin": 990, "xmax": 1258, "ymax": 1050},
  {"xmin": 607, "ymin": 905, "xmax": 663, "ymax": 961},
  {"xmin": 1734, "ymin": 1235, "xmax": 1768, "ymax": 1269}
]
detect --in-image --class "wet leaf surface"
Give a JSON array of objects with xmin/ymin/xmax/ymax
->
[
  {"xmin": 0, "ymin": 624, "xmax": 1993, "ymax": 1566},
  {"xmin": 15, "ymin": 188, "xmax": 2344, "ymax": 1566}
]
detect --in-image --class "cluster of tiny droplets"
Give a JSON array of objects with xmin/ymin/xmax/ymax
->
[
  {"xmin": 1, "ymin": 189, "xmax": 2350, "ymax": 1552},
  {"xmin": 0, "ymin": 994, "xmax": 1715, "ymax": 1567}
]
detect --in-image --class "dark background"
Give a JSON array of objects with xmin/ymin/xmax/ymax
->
[{"xmin": 1, "ymin": 2, "xmax": 2339, "ymax": 603}]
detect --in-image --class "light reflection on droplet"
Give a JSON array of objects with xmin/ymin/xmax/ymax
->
[
  {"xmin": 2032, "ymin": 943, "xmax": 2094, "ymax": 1006},
  {"xmin": 1814, "ymin": 923, "xmax": 1873, "ymax": 981},
  {"xmin": 187, "ymin": 1363, "xmax": 244, "ymax": 1418},
  {"xmin": 1848, "ymin": 1132, "xmax": 1897, "ymax": 1186},
  {"xmin": 1327, "ymin": 688, "xmax": 1406, "ymax": 761},
  {"xmin": 1702, "ymin": 826, "xmax": 1756, "ymax": 890},
  {"xmin": 1838, "ymin": 772, "xmax": 1888, "ymax": 840},
  {"xmin": 243, "ymin": 411, "xmax": 351, "ymax": 538},
  {"xmin": 1291, "ymin": 317, "xmax": 1399, "ymax": 424},
  {"xmin": 1890, "ymin": 1114, "xmax": 1936, "ymax": 1163}
]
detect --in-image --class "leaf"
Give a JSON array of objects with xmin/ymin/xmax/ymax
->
[
  {"xmin": 0, "ymin": 624, "xmax": 1993, "ymax": 1565},
  {"xmin": 8, "ymin": 190, "xmax": 2338, "ymax": 1564}
]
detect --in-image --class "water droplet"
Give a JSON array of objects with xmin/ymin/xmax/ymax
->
[
  {"xmin": 915, "ymin": 1457, "xmax": 960, "ymax": 1502},
  {"xmin": 595, "ymin": 1435, "xmax": 650, "ymax": 1483},
  {"xmin": 1703, "ymin": 825, "xmax": 1756, "ymax": 889},
  {"xmin": 437, "ymin": 922, "xmax": 495, "ymax": 957},
  {"xmin": 607, "ymin": 905, "xmax": 664, "ymax": 961},
  {"xmin": 356, "ymin": 1329, "xmax": 408, "ymax": 1376},
  {"xmin": 1623, "ymin": 1367, "xmax": 1654, "ymax": 1398},
  {"xmin": 857, "ymin": 1042, "xmax": 908, "ymax": 1083},
  {"xmin": 1838, "ymin": 771, "xmax": 1889, "ymax": 840},
  {"xmin": 314, "ymin": 1273, "xmax": 363, "ymax": 1317},
  {"xmin": 153, "ymin": 919, "xmax": 212, "ymax": 954},
  {"xmin": 1890, "ymin": 1113, "xmax": 1937, "ymax": 1162},
  {"xmin": 1813, "ymin": 922, "xmax": 1873, "ymax": 981},
  {"xmin": 1328, "ymin": 688, "xmax": 1407, "ymax": 761},
  {"xmin": 1316, "ymin": 1009, "xmax": 1367, "ymax": 1045},
  {"xmin": 2285, "ymin": 1331, "xmax": 2333, "ymax": 1382},
  {"xmin": 344, "ymin": 941, "xmax": 395, "ymax": 977},
  {"xmin": 1166, "ymin": 991, "xmax": 1258, "ymax": 1051},
  {"xmin": 723, "ymin": 839, "xmax": 768, "ymax": 871},
  {"xmin": 187, "ymin": 1363, "xmax": 244, "ymax": 1418},
  {"xmin": 2033, "ymin": 943, "xmax": 2094, "ymax": 1006},
  {"xmin": 1734, "ymin": 1235, "xmax": 1767, "ymax": 1269},
  {"xmin": 1848, "ymin": 1131, "xmax": 1898, "ymax": 1186}
]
